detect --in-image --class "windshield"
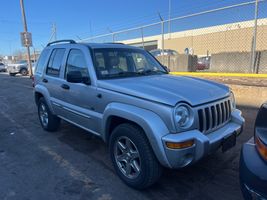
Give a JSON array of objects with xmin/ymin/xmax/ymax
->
[{"xmin": 92, "ymin": 48, "xmax": 167, "ymax": 79}]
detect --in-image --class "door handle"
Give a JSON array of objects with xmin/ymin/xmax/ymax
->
[
  {"xmin": 61, "ymin": 84, "xmax": 70, "ymax": 90},
  {"xmin": 42, "ymin": 79, "xmax": 48, "ymax": 83}
]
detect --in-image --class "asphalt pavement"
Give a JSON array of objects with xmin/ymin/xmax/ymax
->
[{"xmin": 0, "ymin": 73, "xmax": 258, "ymax": 200}]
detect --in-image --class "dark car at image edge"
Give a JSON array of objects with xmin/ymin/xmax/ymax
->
[{"xmin": 240, "ymin": 102, "xmax": 267, "ymax": 200}]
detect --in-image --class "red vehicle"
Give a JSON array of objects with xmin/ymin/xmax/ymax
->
[{"xmin": 197, "ymin": 56, "xmax": 210, "ymax": 70}]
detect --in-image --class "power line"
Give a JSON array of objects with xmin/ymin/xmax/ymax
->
[
  {"xmin": 78, "ymin": 0, "xmax": 239, "ymax": 37},
  {"xmin": 81, "ymin": 0, "xmax": 262, "ymax": 41}
]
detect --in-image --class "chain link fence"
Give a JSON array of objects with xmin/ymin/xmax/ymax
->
[{"xmin": 82, "ymin": 0, "xmax": 267, "ymax": 74}]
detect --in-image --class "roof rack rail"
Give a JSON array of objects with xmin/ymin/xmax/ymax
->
[
  {"xmin": 47, "ymin": 39, "xmax": 76, "ymax": 47},
  {"xmin": 104, "ymin": 42, "xmax": 125, "ymax": 45}
]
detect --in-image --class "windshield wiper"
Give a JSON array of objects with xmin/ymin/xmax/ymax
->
[
  {"xmin": 117, "ymin": 71, "xmax": 140, "ymax": 76},
  {"xmin": 137, "ymin": 69, "xmax": 166, "ymax": 75},
  {"xmin": 104, "ymin": 71, "xmax": 140, "ymax": 78}
]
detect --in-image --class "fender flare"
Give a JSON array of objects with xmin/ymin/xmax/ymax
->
[
  {"xmin": 34, "ymin": 85, "xmax": 55, "ymax": 114},
  {"xmin": 102, "ymin": 102, "xmax": 171, "ymax": 168}
]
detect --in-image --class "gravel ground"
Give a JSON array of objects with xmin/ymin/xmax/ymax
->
[{"xmin": 0, "ymin": 73, "xmax": 259, "ymax": 200}]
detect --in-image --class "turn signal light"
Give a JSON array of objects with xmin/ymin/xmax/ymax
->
[
  {"xmin": 255, "ymin": 136, "xmax": 267, "ymax": 161},
  {"xmin": 166, "ymin": 140, "xmax": 194, "ymax": 149}
]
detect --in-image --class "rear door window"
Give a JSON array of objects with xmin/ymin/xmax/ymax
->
[{"xmin": 46, "ymin": 48, "xmax": 65, "ymax": 77}]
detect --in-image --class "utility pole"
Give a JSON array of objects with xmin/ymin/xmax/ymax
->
[
  {"xmin": 52, "ymin": 23, "xmax": 57, "ymax": 41},
  {"xmin": 48, "ymin": 23, "xmax": 57, "ymax": 43},
  {"xmin": 19, "ymin": 0, "xmax": 33, "ymax": 77},
  {"xmin": 250, "ymin": 0, "xmax": 259, "ymax": 73}
]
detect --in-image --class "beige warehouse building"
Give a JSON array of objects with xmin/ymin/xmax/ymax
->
[{"xmin": 122, "ymin": 18, "xmax": 267, "ymax": 56}]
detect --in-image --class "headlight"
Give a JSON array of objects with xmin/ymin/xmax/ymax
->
[
  {"xmin": 174, "ymin": 105, "xmax": 194, "ymax": 129},
  {"xmin": 230, "ymin": 91, "xmax": 236, "ymax": 109}
]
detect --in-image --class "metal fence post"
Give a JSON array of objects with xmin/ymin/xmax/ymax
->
[
  {"xmin": 250, "ymin": 0, "xmax": 259, "ymax": 73},
  {"xmin": 161, "ymin": 20, "xmax": 164, "ymax": 56},
  {"xmin": 161, "ymin": 20, "xmax": 166, "ymax": 66},
  {"xmin": 168, "ymin": 0, "xmax": 171, "ymax": 39},
  {"xmin": 141, "ymin": 27, "xmax": 144, "ymax": 49},
  {"xmin": 112, "ymin": 33, "xmax": 115, "ymax": 42}
]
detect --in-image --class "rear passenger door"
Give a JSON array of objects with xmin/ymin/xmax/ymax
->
[{"xmin": 43, "ymin": 48, "xmax": 67, "ymax": 115}]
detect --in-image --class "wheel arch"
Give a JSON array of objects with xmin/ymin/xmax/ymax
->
[
  {"xmin": 102, "ymin": 102, "xmax": 171, "ymax": 168},
  {"xmin": 34, "ymin": 85, "xmax": 55, "ymax": 114},
  {"xmin": 19, "ymin": 67, "xmax": 28, "ymax": 73}
]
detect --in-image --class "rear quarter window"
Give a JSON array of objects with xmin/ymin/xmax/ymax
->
[{"xmin": 35, "ymin": 49, "xmax": 50, "ymax": 74}]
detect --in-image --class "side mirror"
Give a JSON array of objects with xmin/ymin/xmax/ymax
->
[
  {"xmin": 67, "ymin": 71, "xmax": 90, "ymax": 85},
  {"xmin": 67, "ymin": 71, "xmax": 83, "ymax": 83},
  {"xmin": 163, "ymin": 65, "xmax": 170, "ymax": 72}
]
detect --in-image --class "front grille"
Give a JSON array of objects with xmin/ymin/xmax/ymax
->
[{"xmin": 198, "ymin": 99, "xmax": 231, "ymax": 134}]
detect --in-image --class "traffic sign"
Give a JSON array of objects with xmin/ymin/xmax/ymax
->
[{"xmin": 20, "ymin": 32, "xmax": 32, "ymax": 47}]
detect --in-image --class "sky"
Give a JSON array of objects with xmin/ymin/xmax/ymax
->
[{"xmin": 0, "ymin": 0, "xmax": 266, "ymax": 55}]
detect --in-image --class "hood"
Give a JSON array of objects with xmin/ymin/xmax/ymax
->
[
  {"xmin": 7, "ymin": 63, "xmax": 27, "ymax": 67},
  {"xmin": 98, "ymin": 75, "xmax": 230, "ymax": 107}
]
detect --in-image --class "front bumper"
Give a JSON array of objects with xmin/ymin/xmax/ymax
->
[
  {"xmin": 161, "ymin": 109, "xmax": 244, "ymax": 168},
  {"xmin": 240, "ymin": 138, "xmax": 267, "ymax": 200},
  {"xmin": 7, "ymin": 66, "xmax": 20, "ymax": 74}
]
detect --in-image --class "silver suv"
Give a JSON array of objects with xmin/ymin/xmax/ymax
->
[
  {"xmin": 7, "ymin": 60, "xmax": 29, "ymax": 76},
  {"xmin": 33, "ymin": 40, "xmax": 244, "ymax": 189}
]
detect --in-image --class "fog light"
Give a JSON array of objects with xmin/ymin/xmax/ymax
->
[{"xmin": 166, "ymin": 140, "xmax": 194, "ymax": 149}]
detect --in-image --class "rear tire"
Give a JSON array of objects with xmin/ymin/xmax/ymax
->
[
  {"xmin": 38, "ymin": 97, "xmax": 60, "ymax": 132},
  {"xmin": 109, "ymin": 123, "xmax": 162, "ymax": 189}
]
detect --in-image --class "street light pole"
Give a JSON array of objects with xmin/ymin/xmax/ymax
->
[{"xmin": 19, "ymin": 0, "xmax": 33, "ymax": 77}]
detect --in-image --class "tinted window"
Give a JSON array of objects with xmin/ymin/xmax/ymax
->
[
  {"xmin": 46, "ymin": 48, "xmax": 65, "ymax": 77},
  {"xmin": 65, "ymin": 49, "xmax": 89, "ymax": 79},
  {"xmin": 35, "ymin": 49, "xmax": 49, "ymax": 74}
]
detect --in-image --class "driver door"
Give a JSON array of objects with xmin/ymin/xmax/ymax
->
[{"xmin": 59, "ymin": 48, "xmax": 99, "ymax": 135}]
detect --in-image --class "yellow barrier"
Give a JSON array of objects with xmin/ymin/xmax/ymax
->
[{"xmin": 170, "ymin": 72, "xmax": 267, "ymax": 78}]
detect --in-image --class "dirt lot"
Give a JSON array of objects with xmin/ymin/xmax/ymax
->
[{"xmin": 0, "ymin": 73, "xmax": 260, "ymax": 200}]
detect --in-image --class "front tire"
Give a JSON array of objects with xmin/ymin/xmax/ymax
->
[
  {"xmin": 38, "ymin": 97, "xmax": 60, "ymax": 131},
  {"xmin": 109, "ymin": 123, "xmax": 162, "ymax": 189},
  {"xmin": 20, "ymin": 69, "xmax": 28, "ymax": 76}
]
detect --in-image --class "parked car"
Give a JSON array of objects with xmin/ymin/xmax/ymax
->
[
  {"xmin": 197, "ymin": 56, "xmax": 210, "ymax": 70},
  {"xmin": 0, "ymin": 62, "xmax": 7, "ymax": 72},
  {"xmin": 34, "ymin": 40, "xmax": 244, "ymax": 189},
  {"xmin": 150, "ymin": 49, "xmax": 178, "ymax": 57},
  {"xmin": 7, "ymin": 60, "xmax": 34, "ymax": 76},
  {"xmin": 240, "ymin": 102, "xmax": 267, "ymax": 199}
]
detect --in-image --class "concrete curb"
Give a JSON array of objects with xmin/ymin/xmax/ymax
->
[
  {"xmin": 170, "ymin": 72, "xmax": 267, "ymax": 78},
  {"xmin": 227, "ymin": 84, "xmax": 267, "ymax": 108}
]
